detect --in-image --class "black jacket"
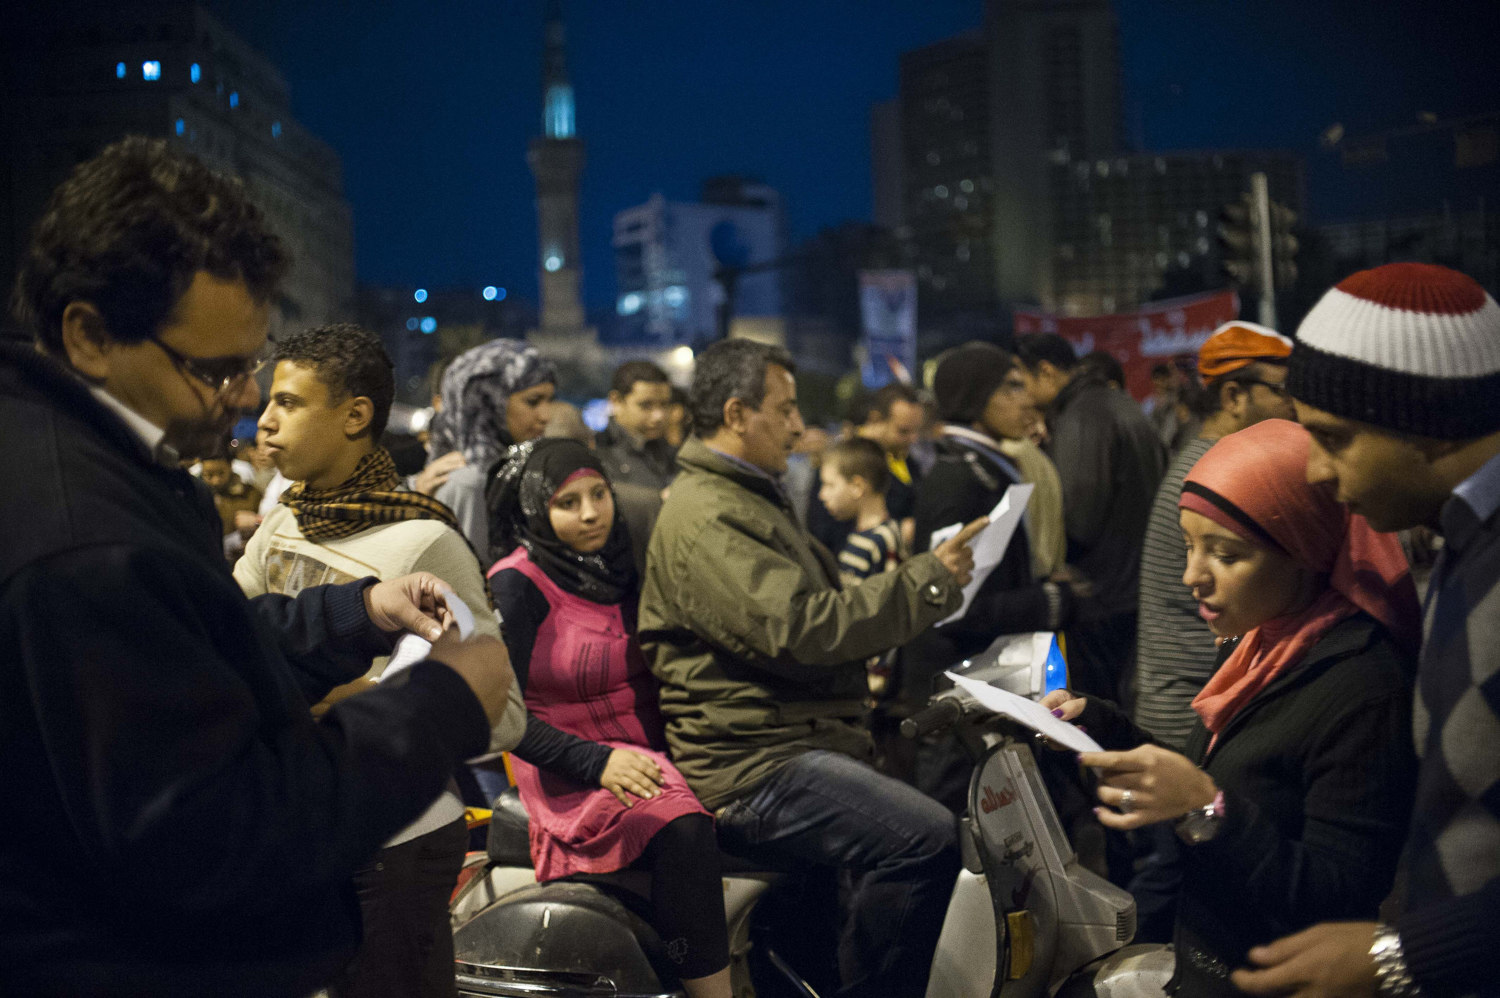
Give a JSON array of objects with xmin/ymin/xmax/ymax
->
[
  {"xmin": 1081, "ymin": 613, "xmax": 1416, "ymax": 997},
  {"xmin": 1046, "ymin": 373, "xmax": 1166, "ymax": 616},
  {"xmin": 900, "ymin": 434, "xmax": 1067, "ymax": 706},
  {"xmin": 0, "ymin": 345, "xmax": 489, "ymax": 996},
  {"xmin": 596, "ymin": 420, "xmax": 677, "ymax": 493}
]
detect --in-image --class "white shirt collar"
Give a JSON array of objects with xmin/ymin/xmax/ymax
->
[{"xmin": 88, "ymin": 386, "xmax": 171, "ymax": 460}]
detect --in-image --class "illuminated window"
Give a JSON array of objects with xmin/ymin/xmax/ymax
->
[
  {"xmin": 544, "ymin": 84, "xmax": 575, "ymax": 139},
  {"xmin": 229, "ymin": 91, "xmax": 239, "ymax": 109},
  {"xmin": 482, "ymin": 286, "xmax": 498, "ymax": 301},
  {"xmin": 116, "ymin": 62, "xmax": 126, "ymax": 79},
  {"xmin": 189, "ymin": 62, "xmax": 201, "ymax": 83},
  {"xmin": 142, "ymin": 61, "xmax": 161, "ymax": 81},
  {"xmin": 175, "ymin": 118, "xmax": 185, "ymax": 136},
  {"xmin": 420, "ymin": 317, "xmax": 437, "ymax": 334},
  {"xmin": 414, "ymin": 288, "xmax": 428, "ymax": 303}
]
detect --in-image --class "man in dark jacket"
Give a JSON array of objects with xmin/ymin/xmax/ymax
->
[
  {"xmin": 1016, "ymin": 333, "xmax": 1167, "ymax": 702},
  {"xmin": 901, "ymin": 343, "xmax": 1087, "ymax": 806},
  {"xmin": 639, "ymin": 339, "xmax": 983, "ymax": 998},
  {"xmin": 596, "ymin": 359, "xmax": 677, "ymax": 492},
  {"xmin": 1233, "ymin": 264, "xmax": 1500, "ymax": 998},
  {"xmin": 0, "ymin": 137, "xmax": 514, "ymax": 996}
]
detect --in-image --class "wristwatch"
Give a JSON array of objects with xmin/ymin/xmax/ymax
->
[
  {"xmin": 1370, "ymin": 923, "xmax": 1422, "ymax": 997},
  {"xmin": 1174, "ymin": 789, "xmax": 1226, "ymax": 844}
]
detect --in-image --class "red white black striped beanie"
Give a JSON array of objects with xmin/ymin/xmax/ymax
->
[{"xmin": 1287, "ymin": 263, "xmax": 1500, "ymax": 440}]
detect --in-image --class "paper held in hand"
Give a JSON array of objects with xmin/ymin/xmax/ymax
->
[
  {"xmin": 945, "ymin": 672, "xmax": 1103, "ymax": 754},
  {"xmin": 928, "ymin": 483, "xmax": 1035, "ymax": 626},
  {"xmin": 379, "ymin": 589, "xmax": 476, "ymax": 681}
]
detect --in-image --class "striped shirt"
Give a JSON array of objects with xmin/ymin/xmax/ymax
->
[
  {"xmin": 838, "ymin": 518, "xmax": 906, "ymax": 584},
  {"xmin": 1132, "ymin": 436, "xmax": 1217, "ymax": 749}
]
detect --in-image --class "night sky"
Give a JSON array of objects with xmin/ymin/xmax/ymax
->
[{"xmin": 208, "ymin": 0, "xmax": 1497, "ymax": 312}]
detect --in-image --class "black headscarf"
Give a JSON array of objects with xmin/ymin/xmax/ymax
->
[{"xmin": 487, "ymin": 438, "xmax": 637, "ymax": 605}]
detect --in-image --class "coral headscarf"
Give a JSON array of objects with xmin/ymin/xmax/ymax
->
[{"xmin": 1179, "ymin": 419, "xmax": 1419, "ymax": 738}]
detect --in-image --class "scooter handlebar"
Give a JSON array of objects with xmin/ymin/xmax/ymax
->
[{"xmin": 900, "ymin": 694, "xmax": 965, "ymax": 739}]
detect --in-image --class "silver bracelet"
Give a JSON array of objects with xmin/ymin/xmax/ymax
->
[{"xmin": 1369, "ymin": 923, "xmax": 1421, "ymax": 998}]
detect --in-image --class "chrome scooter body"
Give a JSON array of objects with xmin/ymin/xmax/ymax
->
[
  {"xmin": 921, "ymin": 632, "xmax": 1173, "ymax": 997},
  {"xmin": 448, "ymin": 789, "xmax": 789, "ymax": 998}
]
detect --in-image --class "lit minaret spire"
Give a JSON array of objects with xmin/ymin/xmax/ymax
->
[{"xmin": 528, "ymin": 0, "xmax": 588, "ymax": 340}]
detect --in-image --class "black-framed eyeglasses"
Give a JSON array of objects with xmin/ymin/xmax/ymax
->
[
  {"xmin": 147, "ymin": 335, "xmax": 273, "ymax": 396},
  {"xmin": 1237, "ymin": 378, "xmax": 1291, "ymax": 400}
]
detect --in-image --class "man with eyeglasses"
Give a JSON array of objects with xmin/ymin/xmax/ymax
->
[{"xmin": 0, "ymin": 137, "xmax": 516, "ymax": 996}]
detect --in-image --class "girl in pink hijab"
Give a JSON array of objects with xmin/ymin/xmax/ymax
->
[{"xmin": 1043, "ymin": 419, "xmax": 1419, "ymax": 997}]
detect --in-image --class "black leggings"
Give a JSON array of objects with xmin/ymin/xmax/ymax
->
[{"xmin": 635, "ymin": 813, "xmax": 730, "ymax": 980}]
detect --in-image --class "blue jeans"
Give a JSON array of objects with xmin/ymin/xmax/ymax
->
[{"xmin": 716, "ymin": 750, "xmax": 960, "ymax": 998}]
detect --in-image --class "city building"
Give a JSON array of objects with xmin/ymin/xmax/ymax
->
[
  {"xmin": 1049, "ymin": 150, "xmax": 1302, "ymax": 315},
  {"xmin": 877, "ymin": 0, "xmax": 1307, "ymax": 319},
  {"xmin": 611, "ymin": 181, "xmax": 785, "ymax": 348},
  {"xmin": 896, "ymin": 31, "xmax": 997, "ymax": 322},
  {"xmin": 986, "ymin": 0, "xmax": 1122, "ymax": 305},
  {"xmin": 0, "ymin": 0, "xmax": 354, "ymax": 334}
]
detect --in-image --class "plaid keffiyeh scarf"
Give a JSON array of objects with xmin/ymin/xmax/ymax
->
[{"xmin": 280, "ymin": 448, "xmax": 494, "ymax": 607}]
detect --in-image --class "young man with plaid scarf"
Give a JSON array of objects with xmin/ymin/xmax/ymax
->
[
  {"xmin": 1234, "ymin": 263, "xmax": 1500, "ymax": 998},
  {"xmin": 236, "ymin": 324, "xmax": 525, "ymax": 998}
]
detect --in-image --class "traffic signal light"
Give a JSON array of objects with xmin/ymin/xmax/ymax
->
[
  {"xmin": 1217, "ymin": 193, "xmax": 1299, "ymax": 290},
  {"xmin": 1218, "ymin": 195, "xmax": 1258, "ymax": 287}
]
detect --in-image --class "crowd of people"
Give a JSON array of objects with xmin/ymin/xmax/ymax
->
[{"xmin": 3, "ymin": 137, "xmax": 1497, "ymax": 998}]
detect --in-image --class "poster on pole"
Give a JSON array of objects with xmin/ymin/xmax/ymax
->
[
  {"xmin": 1013, "ymin": 289, "xmax": 1240, "ymax": 401},
  {"xmin": 858, "ymin": 269, "xmax": 917, "ymax": 387}
]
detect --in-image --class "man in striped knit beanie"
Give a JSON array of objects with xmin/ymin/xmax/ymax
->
[{"xmin": 1235, "ymin": 262, "xmax": 1500, "ymax": 998}]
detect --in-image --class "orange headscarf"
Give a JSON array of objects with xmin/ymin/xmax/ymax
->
[{"xmin": 1179, "ymin": 419, "xmax": 1419, "ymax": 739}]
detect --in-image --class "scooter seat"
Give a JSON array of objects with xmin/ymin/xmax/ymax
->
[{"xmin": 485, "ymin": 787, "xmax": 533, "ymax": 866}]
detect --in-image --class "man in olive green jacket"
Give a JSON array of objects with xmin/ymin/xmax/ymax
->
[{"xmin": 639, "ymin": 339, "xmax": 982, "ymax": 998}]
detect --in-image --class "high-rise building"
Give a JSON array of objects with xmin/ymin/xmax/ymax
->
[
  {"xmin": 0, "ymin": 0, "xmax": 354, "ymax": 334},
  {"xmin": 879, "ymin": 0, "xmax": 1305, "ymax": 318},
  {"xmin": 611, "ymin": 189, "xmax": 784, "ymax": 347},
  {"xmin": 986, "ymin": 0, "xmax": 1122, "ymax": 306},
  {"xmin": 897, "ymin": 31, "xmax": 996, "ymax": 322},
  {"xmin": 1050, "ymin": 151, "xmax": 1303, "ymax": 315},
  {"xmin": 527, "ymin": 0, "xmax": 592, "ymax": 348},
  {"xmin": 870, "ymin": 99, "xmax": 904, "ymax": 231}
]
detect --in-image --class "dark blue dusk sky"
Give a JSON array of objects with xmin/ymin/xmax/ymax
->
[{"xmin": 208, "ymin": 1, "xmax": 1496, "ymax": 311}]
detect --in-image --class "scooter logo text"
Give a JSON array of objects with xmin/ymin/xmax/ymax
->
[{"xmin": 980, "ymin": 782, "xmax": 1017, "ymax": 813}]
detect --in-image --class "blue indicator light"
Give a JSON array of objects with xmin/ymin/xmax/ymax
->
[
  {"xmin": 414, "ymin": 288, "xmax": 428, "ymax": 303},
  {"xmin": 420, "ymin": 317, "xmax": 437, "ymax": 334}
]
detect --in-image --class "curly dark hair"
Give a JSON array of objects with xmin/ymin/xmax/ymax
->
[
  {"xmin": 11, "ymin": 136, "xmax": 288, "ymax": 355},
  {"xmin": 273, "ymin": 324, "xmax": 396, "ymax": 438},
  {"xmin": 688, "ymin": 338, "xmax": 796, "ymax": 437}
]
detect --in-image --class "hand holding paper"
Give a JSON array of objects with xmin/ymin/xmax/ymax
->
[
  {"xmin": 946, "ymin": 671, "xmax": 1103, "ymax": 754},
  {"xmin": 931, "ymin": 484, "xmax": 1035, "ymax": 626}
]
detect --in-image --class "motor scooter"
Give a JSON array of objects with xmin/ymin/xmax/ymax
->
[{"xmin": 448, "ymin": 634, "xmax": 1173, "ymax": 997}]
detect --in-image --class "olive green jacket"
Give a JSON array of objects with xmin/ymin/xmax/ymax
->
[{"xmin": 638, "ymin": 437, "xmax": 962, "ymax": 810}]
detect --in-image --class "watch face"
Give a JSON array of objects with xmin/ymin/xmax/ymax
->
[{"xmin": 1177, "ymin": 806, "xmax": 1222, "ymax": 844}]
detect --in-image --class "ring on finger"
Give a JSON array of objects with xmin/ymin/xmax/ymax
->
[{"xmin": 1119, "ymin": 789, "xmax": 1135, "ymax": 814}]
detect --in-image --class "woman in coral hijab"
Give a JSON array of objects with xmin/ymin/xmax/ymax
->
[{"xmin": 1043, "ymin": 418, "xmax": 1420, "ymax": 997}]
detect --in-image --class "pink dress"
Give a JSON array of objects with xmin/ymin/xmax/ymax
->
[{"xmin": 492, "ymin": 548, "xmax": 709, "ymax": 882}]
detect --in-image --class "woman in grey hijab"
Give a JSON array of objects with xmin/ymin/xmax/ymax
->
[{"xmin": 428, "ymin": 339, "xmax": 557, "ymax": 558}]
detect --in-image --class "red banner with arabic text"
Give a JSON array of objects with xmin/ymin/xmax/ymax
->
[{"xmin": 1013, "ymin": 290, "xmax": 1240, "ymax": 401}]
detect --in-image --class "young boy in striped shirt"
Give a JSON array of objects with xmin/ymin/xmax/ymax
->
[{"xmin": 819, "ymin": 436, "xmax": 909, "ymax": 584}]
